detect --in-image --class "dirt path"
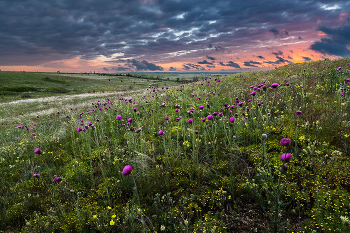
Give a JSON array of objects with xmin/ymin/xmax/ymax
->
[{"xmin": 0, "ymin": 90, "xmax": 143, "ymax": 106}]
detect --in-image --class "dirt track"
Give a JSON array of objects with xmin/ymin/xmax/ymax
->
[{"xmin": 0, "ymin": 90, "xmax": 142, "ymax": 106}]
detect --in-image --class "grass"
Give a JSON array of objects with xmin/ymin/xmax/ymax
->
[
  {"xmin": 0, "ymin": 72, "xmax": 190, "ymax": 102},
  {"xmin": 0, "ymin": 58, "xmax": 350, "ymax": 232}
]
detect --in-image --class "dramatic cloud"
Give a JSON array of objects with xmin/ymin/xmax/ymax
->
[
  {"xmin": 310, "ymin": 26, "xmax": 350, "ymax": 57},
  {"xmin": 206, "ymin": 55, "xmax": 216, "ymax": 60},
  {"xmin": 103, "ymin": 67, "xmax": 109, "ymax": 72},
  {"xmin": 264, "ymin": 56, "xmax": 292, "ymax": 65},
  {"xmin": 219, "ymin": 61, "xmax": 240, "ymax": 68},
  {"xmin": 198, "ymin": 60, "xmax": 213, "ymax": 65},
  {"xmin": 0, "ymin": 0, "xmax": 349, "ymax": 71},
  {"xmin": 269, "ymin": 28, "xmax": 289, "ymax": 37},
  {"xmin": 127, "ymin": 59, "xmax": 164, "ymax": 71},
  {"xmin": 303, "ymin": 56, "xmax": 312, "ymax": 61},
  {"xmin": 244, "ymin": 60, "xmax": 261, "ymax": 67},
  {"xmin": 112, "ymin": 66, "xmax": 129, "ymax": 72},
  {"xmin": 169, "ymin": 67, "xmax": 177, "ymax": 71},
  {"xmin": 272, "ymin": 51, "xmax": 284, "ymax": 56},
  {"xmin": 183, "ymin": 63, "xmax": 205, "ymax": 70}
]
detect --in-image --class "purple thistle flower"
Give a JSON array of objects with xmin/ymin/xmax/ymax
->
[
  {"xmin": 250, "ymin": 91, "xmax": 256, "ymax": 96},
  {"xmin": 271, "ymin": 83, "xmax": 279, "ymax": 88},
  {"xmin": 202, "ymin": 118, "xmax": 206, "ymax": 122},
  {"xmin": 207, "ymin": 115, "xmax": 213, "ymax": 120},
  {"xmin": 18, "ymin": 126, "xmax": 22, "ymax": 129},
  {"xmin": 280, "ymin": 138, "xmax": 291, "ymax": 146},
  {"xmin": 122, "ymin": 165, "xmax": 132, "ymax": 176},
  {"xmin": 229, "ymin": 117, "xmax": 235, "ymax": 123},
  {"xmin": 165, "ymin": 116, "xmax": 169, "ymax": 120},
  {"xmin": 188, "ymin": 118, "xmax": 193, "ymax": 124},
  {"xmin": 194, "ymin": 130, "xmax": 199, "ymax": 134},
  {"xmin": 280, "ymin": 153, "xmax": 292, "ymax": 163},
  {"xmin": 116, "ymin": 115, "xmax": 122, "ymax": 120},
  {"xmin": 54, "ymin": 175, "xmax": 62, "ymax": 182},
  {"xmin": 158, "ymin": 130, "xmax": 164, "ymax": 135},
  {"xmin": 33, "ymin": 173, "xmax": 40, "ymax": 178},
  {"xmin": 296, "ymin": 110, "xmax": 302, "ymax": 115},
  {"xmin": 127, "ymin": 118, "xmax": 133, "ymax": 123},
  {"xmin": 34, "ymin": 148, "xmax": 42, "ymax": 154},
  {"xmin": 78, "ymin": 127, "xmax": 82, "ymax": 132},
  {"xmin": 32, "ymin": 133, "xmax": 36, "ymax": 136}
]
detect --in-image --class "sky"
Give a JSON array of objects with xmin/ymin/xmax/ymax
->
[{"xmin": 0, "ymin": 0, "xmax": 349, "ymax": 73}]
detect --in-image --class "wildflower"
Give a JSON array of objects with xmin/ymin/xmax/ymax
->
[
  {"xmin": 296, "ymin": 110, "xmax": 302, "ymax": 115},
  {"xmin": 229, "ymin": 117, "xmax": 235, "ymax": 123},
  {"xmin": 194, "ymin": 130, "xmax": 199, "ymax": 134},
  {"xmin": 165, "ymin": 116, "xmax": 169, "ymax": 120},
  {"xmin": 338, "ymin": 66, "xmax": 342, "ymax": 70},
  {"xmin": 127, "ymin": 118, "xmax": 133, "ymax": 123},
  {"xmin": 18, "ymin": 126, "xmax": 22, "ymax": 129},
  {"xmin": 202, "ymin": 118, "xmax": 206, "ymax": 122},
  {"xmin": 280, "ymin": 153, "xmax": 292, "ymax": 163},
  {"xmin": 262, "ymin": 134, "xmax": 267, "ymax": 140},
  {"xmin": 54, "ymin": 175, "xmax": 62, "ymax": 182},
  {"xmin": 110, "ymin": 220, "xmax": 115, "ymax": 225},
  {"xmin": 188, "ymin": 118, "xmax": 193, "ymax": 124},
  {"xmin": 78, "ymin": 127, "xmax": 82, "ymax": 132},
  {"xmin": 207, "ymin": 115, "xmax": 213, "ymax": 120},
  {"xmin": 250, "ymin": 91, "xmax": 256, "ymax": 96},
  {"xmin": 116, "ymin": 115, "xmax": 122, "ymax": 120},
  {"xmin": 158, "ymin": 130, "xmax": 164, "ymax": 135},
  {"xmin": 122, "ymin": 165, "xmax": 132, "ymax": 176},
  {"xmin": 161, "ymin": 225, "xmax": 165, "ymax": 231},
  {"xmin": 32, "ymin": 133, "xmax": 36, "ymax": 136},
  {"xmin": 199, "ymin": 105, "xmax": 204, "ymax": 109},
  {"xmin": 271, "ymin": 83, "xmax": 279, "ymax": 88},
  {"xmin": 34, "ymin": 148, "xmax": 42, "ymax": 154},
  {"xmin": 280, "ymin": 138, "xmax": 291, "ymax": 146},
  {"xmin": 33, "ymin": 174, "xmax": 40, "ymax": 178}
]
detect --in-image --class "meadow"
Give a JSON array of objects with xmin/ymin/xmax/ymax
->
[{"xmin": 0, "ymin": 58, "xmax": 349, "ymax": 232}]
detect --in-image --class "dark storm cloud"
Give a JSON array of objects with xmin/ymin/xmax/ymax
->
[
  {"xmin": 219, "ymin": 61, "xmax": 240, "ymax": 68},
  {"xmin": 183, "ymin": 63, "xmax": 205, "ymax": 70},
  {"xmin": 112, "ymin": 66, "xmax": 130, "ymax": 72},
  {"xmin": 310, "ymin": 26, "xmax": 350, "ymax": 57},
  {"xmin": 244, "ymin": 60, "xmax": 261, "ymax": 67},
  {"xmin": 257, "ymin": 55, "xmax": 265, "ymax": 59},
  {"xmin": 272, "ymin": 51, "xmax": 283, "ymax": 56},
  {"xmin": 269, "ymin": 28, "xmax": 289, "ymax": 37},
  {"xmin": 206, "ymin": 55, "xmax": 216, "ymax": 60},
  {"xmin": 169, "ymin": 67, "xmax": 177, "ymax": 71},
  {"xmin": 127, "ymin": 59, "xmax": 164, "ymax": 71},
  {"xmin": 303, "ymin": 56, "xmax": 312, "ymax": 61},
  {"xmin": 264, "ymin": 56, "xmax": 292, "ymax": 65},
  {"xmin": 298, "ymin": 36, "xmax": 303, "ymax": 40},
  {"xmin": 198, "ymin": 60, "xmax": 213, "ymax": 65},
  {"xmin": 103, "ymin": 67, "xmax": 109, "ymax": 71},
  {"xmin": 1, "ymin": 0, "xmax": 350, "ymax": 67}
]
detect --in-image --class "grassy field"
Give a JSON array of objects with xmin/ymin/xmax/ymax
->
[
  {"xmin": 0, "ymin": 58, "xmax": 350, "ymax": 232},
  {"xmin": 0, "ymin": 72, "xmax": 190, "ymax": 103}
]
